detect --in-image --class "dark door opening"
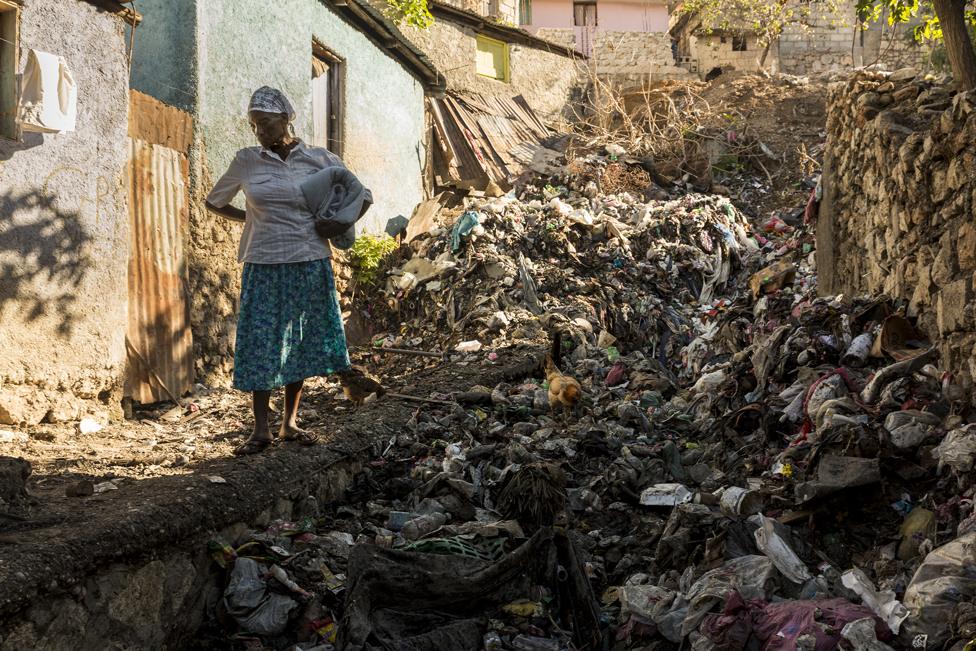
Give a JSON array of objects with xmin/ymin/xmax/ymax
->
[{"xmin": 312, "ymin": 43, "xmax": 344, "ymax": 156}]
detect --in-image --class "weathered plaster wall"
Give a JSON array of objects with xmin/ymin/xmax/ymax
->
[
  {"xmin": 404, "ymin": 20, "xmax": 579, "ymax": 120},
  {"xmin": 159, "ymin": 0, "xmax": 429, "ymax": 383},
  {"xmin": 817, "ymin": 71, "xmax": 976, "ymax": 385},
  {"xmin": 527, "ymin": 0, "xmax": 573, "ymax": 29},
  {"xmin": 597, "ymin": 2, "xmax": 668, "ymax": 32},
  {"xmin": 128, "ymin": 0, "xmax": 198, "ymax": 112},
  {"xmin": 0, "ymin": 0, "xmax": 130, "ymax": 425}
]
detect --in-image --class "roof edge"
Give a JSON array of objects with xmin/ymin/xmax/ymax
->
[
  {"xmin": 318, "ymin": 0, "xmax": 447, "ymax": 95},
  {"xmin": 429, "ymin": 2, "xmax": 585, "ymax": 59},
  {"xmin": 80, "ymin": 0, "xmax": 142, "ymax": 24}
]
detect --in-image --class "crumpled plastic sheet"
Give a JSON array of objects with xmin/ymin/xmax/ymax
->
[{"xmin": 224, "ymin": 557, "xmax": 299, "ymax": 637}]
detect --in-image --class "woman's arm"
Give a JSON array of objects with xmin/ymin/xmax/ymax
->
[
  {"xmin": 206, "ymin": 200, "xmax": 246, "ymax": 222},
  {"xmin": 206, "ymin": 152, "xmax": 246, "ymax": 221}
]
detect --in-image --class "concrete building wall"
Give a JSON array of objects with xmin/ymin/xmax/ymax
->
[
  {"xmin": 128, "ymin": 0, "xmax": 198, "ymax": 112},
  {"xmin": 597, "ymin": 2, "xmax": 668, "ymax": 32},
  {"xmin": 528, "ymin": 0, "xmax": 573, "ymax": 28},
  {"xmin": 404, "ymin": 20, "xmax": 579, "ymax": 120},
  {"xmin": 525, "ymin": 0, "xmax": 667, "ymax": 32},
  {"xmin": 0, "ymin": 0, "xmax": 131, "ymax": 424},
  {"xmin": 526, "ymin": 0, "xmax": 681, "ymax": 81}
]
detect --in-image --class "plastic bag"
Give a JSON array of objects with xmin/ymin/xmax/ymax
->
[{"xmin": 903, "ymin": 533, "xmax": 976, "ymax": 648}]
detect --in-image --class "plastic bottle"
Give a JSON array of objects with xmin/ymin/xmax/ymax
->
[{"xmin": 401, "ymin": 512, "xmax": 447, "ymax": 540}]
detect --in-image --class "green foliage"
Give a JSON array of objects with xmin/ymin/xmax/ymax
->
[
  {"xmin": 386, "ymin": 0, "xmax": 434, "ymax": 29},
  {"xmin": 350, "ymin": 234, "xmax": 398, "ymax": 286},
  {"xmin": 854, "ymin": 0, "xmax": 976, "ymax": 43},
  {"xmin": 930, "ymin": 21, "xmax": 976, "ymax": 69}
]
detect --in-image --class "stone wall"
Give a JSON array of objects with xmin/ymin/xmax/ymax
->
[
  {"xmin": 593, "ymin": 30, "xmax": 691, "ymax": 81},
  {"xmin": 689, "ymin": 33, "xmax": 771, "ymax": 76},
  {"xmin": 0, "ymin": 0, "xmax": 131, "ymax": 425},
  {"xmin": 817, "ymin": 70, "xmax": 976, "ymax": 384},
  {"xmin": 677, "ymin": 0, "xmax": 930, "ymax": 78},
  {"xmin": 405, "ymin": 20, "xmax": 580, "ymax": 120},
  {"xmin": 535, "ymin": 27, "xmax": 691, "ymax": 85}
]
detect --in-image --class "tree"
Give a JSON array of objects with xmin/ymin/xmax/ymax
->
[
  {"xmin": 679, "ymin": 0, "xmax": 843, "ymax": 70},
  {"xmin": 857, "ymin": 0, "xmax": 976, "ymax": 89}
]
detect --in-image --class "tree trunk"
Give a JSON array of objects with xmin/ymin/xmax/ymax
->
[
  {"xmin": 932, "ymin": 0, "xmax": 976, "ymax": 90},
  {"xmin": 759, "ymin": 39, "xmax": 773, "ymax": 69}
]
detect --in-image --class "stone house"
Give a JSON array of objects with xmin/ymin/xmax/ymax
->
[
  {"xmin": 670, "ymin": 0, "xmax": 930, "ymax": 79},
  {"xmin": 402, "ymin": 0, "xmax": 582, "ymax": 120},
  {"xmin": 0, "ymin": 0, "xmax": 138, "ymax": 425},
  {"xmin": 129, "ymin": 0, "xmax": 446, "ymax": 385},
  {"xmin": 518, "ymin": 0, "xmax": 690, "ymax": 84}
]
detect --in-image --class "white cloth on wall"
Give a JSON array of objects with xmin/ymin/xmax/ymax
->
[{"xmin": 18, "ymin": 49, "xmax": 77, "ymax": 134}]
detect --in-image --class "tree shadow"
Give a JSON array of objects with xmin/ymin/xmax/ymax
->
[
  {"xmin": 0, "ymin": 187, "xmax": 94, "ymax": 337},
  {"xmin": 0, "ymin": 132, "xmax": 45, "ymax": 161}
]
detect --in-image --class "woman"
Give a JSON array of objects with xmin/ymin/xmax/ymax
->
[{"xmin": 206, "ymin": 86, "xmax": 355, "ymax": 455}]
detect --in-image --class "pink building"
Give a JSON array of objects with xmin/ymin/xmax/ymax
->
[{"xmin": 519, "ymin": 0, "xmax": 688, "ymax": 82}]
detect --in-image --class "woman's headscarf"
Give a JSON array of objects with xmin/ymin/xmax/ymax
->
[{"xmin": 248, "ymin": 86, "xmax": 296, "ymax": 121}]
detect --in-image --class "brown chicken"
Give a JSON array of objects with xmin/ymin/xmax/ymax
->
[
  {"xmin": 339, "ymin": 365, "xmax": 386, "ymax": 406},
  {"xmin": 545, "ymin": 331, "xmax": 582, "ymax": 419}
]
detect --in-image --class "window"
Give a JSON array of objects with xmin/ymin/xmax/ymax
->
[
  {"xmin": 573, "ymin": 1, "xmax": 597, "ymax": 26},
  {"xmin": 475, "ymin": 35, "xmax": 509, "ymax": 82},
  {"xmin": 311, "ymin": 42, "xmax": 344, "ymax": 156},
  {"xmin": 732, "ymin": 33, "xmax": 747, "ymax": 51},
  {"xmin": 518, "ymin": 0, "xmax": 532, "ymax": 26},
  {"xmin": 0, "ymin": 0, "xmax": 19, "ymax": 140}
]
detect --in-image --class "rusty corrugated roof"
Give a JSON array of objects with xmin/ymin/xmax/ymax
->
[{"xmin": 429, "ymin": 91, "xmax": 551, "ymax": 191}]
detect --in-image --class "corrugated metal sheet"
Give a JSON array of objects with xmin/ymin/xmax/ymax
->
[
  {"xmin": 429, "ymin": 92, "xmax": 551, "ymax": 191},
  {"xmin": 125, "ymin": 137, "xmax": 194, "ymax": 404}
]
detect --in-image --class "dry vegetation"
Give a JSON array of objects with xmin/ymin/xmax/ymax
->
[{"xmin": 568, "ymin": 71, "xmax": 828, "ymax": 214}]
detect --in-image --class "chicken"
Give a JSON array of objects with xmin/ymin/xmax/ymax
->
[
  {"xmin": 545, "ymin": 330, "xmax": 582, "ymax": 420},
  {"xmin": 339, "ymin": 365, "xmax": 386, "ymax": 406}
]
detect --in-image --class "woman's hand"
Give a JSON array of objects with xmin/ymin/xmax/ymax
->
[
  {"xmin": 314, "ymin": 219, "xmax": 349, "ymax": 239},
  {"xmin": 206, "ymin": 200, "xmax": 246, "ymax": 222}
]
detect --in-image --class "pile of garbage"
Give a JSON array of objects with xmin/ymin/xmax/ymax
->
[{"xmin": 198, "ymin": 149, "xmax": 976, "ymax": 651}]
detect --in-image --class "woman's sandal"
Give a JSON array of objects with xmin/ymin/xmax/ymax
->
[
  {"xmin": 279, "ymin": 429, "xmax": 319, "ymax": 446},
  {"xmin": 234, "ymin": 437, "xmax": 272, "ymax": 456}
]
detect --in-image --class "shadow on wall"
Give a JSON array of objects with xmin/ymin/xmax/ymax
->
[{"xmin": 0, "ymin": 188, "xmax": 93, "ymax": 337}]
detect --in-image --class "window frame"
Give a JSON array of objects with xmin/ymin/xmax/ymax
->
[
  {"xmin": 312, "ymin": 40, "xmax": 344, "ymax": 157},
  {"xmin": 731, "ymin": 33, "xmax": 747, "ymax": 52},
  {"xmin": 0, "ymin": 0, "xmax": 21, "ymax": 141},
  {"xmin": 572, "ymin": 0, "xmax": 597, "ymax": 27},
  {"xmin": 475, "ymin": 34, "xmax": 510, "ymax": 83}
]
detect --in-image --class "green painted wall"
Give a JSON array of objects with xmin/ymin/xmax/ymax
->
[
  {"xmin": 197, "ymin": 0, "xmax": 428, "ymax": 234},
  {"xmin": 129, "ymin": 0, "xmax": 198, "ymax": 112}
]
